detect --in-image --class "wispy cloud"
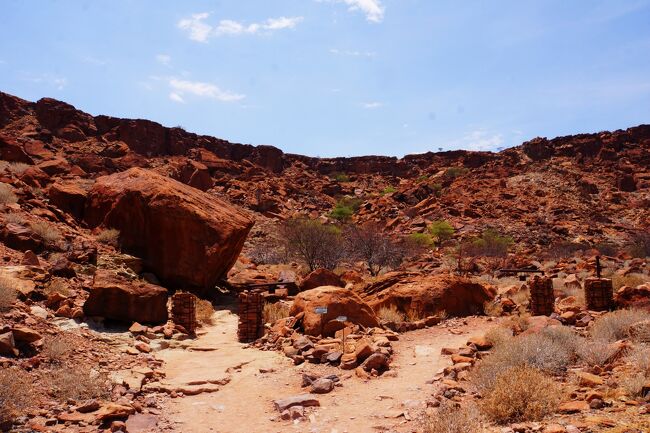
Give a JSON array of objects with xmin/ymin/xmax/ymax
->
[
  {"xmin": 318, "ymin": 0, "xmax": 385, "ymax": 23},
  {"xmin": 20, "ymin": 73, "xmax": 67, "ymax": 90},
  {"xmin": 178, "ymin": 13, "xmax": 303, "ymax": 41},
  {"xmin": 167, "ymin": 78, "xmax": 245, "ymax": 103},
  {"xmin": 361, "ymin": 101, "xmax": 384, "ymax": 109},
  {"xmin": 177, "ymin": 12, "xmax": 213, "ymax": 42},
  {"xmin": 329, "ymin": 48, "xmax": 376, "ymax": 57},
  {"xmin": 451, "ymin": 129, "xmax": 504, "ymax": 151},
  {"xmin": 156, "ymin": 54, "xmax": 172, "ymax": 66}
]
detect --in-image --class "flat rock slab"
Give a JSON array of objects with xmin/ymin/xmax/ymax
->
[
  {"xmin": 126, "ymin": 413, "xmax": 159, "ymax": 433},
  {"xmin": 273, "ymin": 394, "xmax": 320, "ymax": 412},
  {"xmin": 143, "ymin": 382, "xmax": 222, "ymax": 396}
]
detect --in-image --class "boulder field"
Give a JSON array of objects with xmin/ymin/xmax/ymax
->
[{"xmin": 84, "ymin": 168, "xmax": 254, "ymax": 294}]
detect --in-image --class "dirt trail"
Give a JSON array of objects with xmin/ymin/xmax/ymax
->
[{"xmin": 158, "ymin": 311, "xmax": 490, "ymax": 433}]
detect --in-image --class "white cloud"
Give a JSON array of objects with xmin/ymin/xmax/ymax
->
[
  {"xmin": 329, "ymin": 48, "xmax": 376, "ymax": 57},
  {"xmin": 169, "ymin": 92, "xmax": 185, "ymax": 103},
  {"xmin": 452, "ymin": 129, "xmax": 504, "ymax": 151},
  {"xmin": 21, "ymin": 73, "xmax": 67, "ymax": 90},
  {"xmin": 178, "ymin": 13, "xmax": 303, "ymax": 41},
  {"xmin": 361, "ymin": 101, "xmax": 384, "ymax": 109},
  {"xmin": 156, "ymin": 54, "xmax": 172, "ymax": 66},
  {"xmin": 168, "ymin": 78, "xmax": 245, "ymax": 102},
  {"xmin": 319, "ymin": 0, "xmax": 385, "ymax": 23},
  {"xmin": 177, "ymin": 12, "xmax": 213, "ymax": 42}
]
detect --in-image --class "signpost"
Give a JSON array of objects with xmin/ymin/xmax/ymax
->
[
  {"xmin": 335, "ymin": 315, "xmax": 348, "ymax": 352},
  {"xmin": 315, "ymin": 306, "xmax": 328, "ymax": 337}
]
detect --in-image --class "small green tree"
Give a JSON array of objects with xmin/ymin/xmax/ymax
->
[
  {"xmin": 407, "ymin": 232, "xmax": 434, "ymax": 248},
  {"xmin": 329, "ymin": 197, "xmax": 363, "ymax": 222},
  {"xmin": 429, "ymin": 220, "xmax": 455, "ymax": 244}
]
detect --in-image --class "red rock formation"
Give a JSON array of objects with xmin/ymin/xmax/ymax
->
[
  {"xmin": 289, "ymin": 286, "xmax": 380, "ymax": 336},
  {"xmin": 83, "ymin": 270, "xmax": 168, "ymax": 324},
  {"xmin": 84, "ymin": 168, "xmax": 254, "ymax": 294},
  {"xmin": 358, "ymin": 272, "xmax": 496, "ymax": 317},
  {"xmin": 299, "ymin": 268, "xmax": 344, "ymax": 291}
]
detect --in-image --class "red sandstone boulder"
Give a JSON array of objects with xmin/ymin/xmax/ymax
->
[
  {"xmin": 0, "ymin": 223, "xmax": 45, "ymax": 253},
  {"xmin": 289, "ymin": 286, "xmax": 380, "ymax": 337},
  {"xmin": 170, "ymin": 160, "xmax": 213, "ymax": 191},
  {"xmin": 358, "ymin": 272, "xmax": 495, "ymax": 317},
  {"xmin": 84, "ymin": 168, "xmax": 253, "ymax": 293},
  {"xmin": 300, "ymin": 269, "xmax": 344, "ymax": 292},
  {"xmin": 83, "ymin": 270, "xmax": 168, "ymax": 324},
  {"xmin": 614, "ymin": 283, "xmax": 650, "ymax": 310},
  {"xmin": 48, "ymin": 180, "xmax": 89, "ymax": 220}
]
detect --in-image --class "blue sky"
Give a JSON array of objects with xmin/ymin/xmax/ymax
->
[{"xmin": 1, "ymin": 0, "xmax": 649, "ymax": 157}]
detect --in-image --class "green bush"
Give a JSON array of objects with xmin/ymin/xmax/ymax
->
[
  {"xmin": 408, "ymin": 232, "xmax": 434, "ymax": 248},
  {"xmin": 382, "ymin": 186, "xmax": 396, "ymax": 194},
  {"xmin": 329, "ymin": 197, "xmax": 363, "ymax": 221},
  {"xmin": 329, "ymin": 172, "xmax": 350, "ymax": 182},
  {"xmin": 429, "ymin": 220, "xmax": 455, "ymax": 243},
  {"xmin": 467, "ymin": 228, "xmax": 513, "ymax": 257}
]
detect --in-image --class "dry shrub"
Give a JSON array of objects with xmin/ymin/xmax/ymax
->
[
  {"xmin": 502, "ymin": 313, "xmax": 531, "ymax": 333},
  {"xmin": 471, "ymin": 328, "xmax": 578, "ymax": 392},
  {"xmin": 483, "ymin": 299, "xmax": 503, "ymax": 317},
  {"xmin": 48, "ymin": 365, "xmax": 110, "ymax": 402},
  {"xmin": 376, "ymin": 305, "xmax": 405, "ymax": 323},
  {"xmin": 3, "ymin": 212, "xmax": 25, "ymax": 225},
  {"xmin": 44, "ymin": 278, "xmax": 73, "ymax": 297},
  {"xmin": 263, "ymin": 302, "xmax": 290, "ymax": 324},
  {"xmin": 42, "ymin": 333, "xmax": 76, "ymax": 362},
  {"xmin": 626, "ymin": 345, "xmax": 650, "ymax": 374},
  {"xmin": 0, "ymin": 183, "xmax": 18, "ymax": 205},
  {"xmin": 196, "ymin": 298, "xmax": 215, "ymax": 326},
  {"xmin": 0, "ymin": 367, "xmax": 32, "ymax": 428},
  {"xmin": 96, "ymin": 228, "xmax": 120, "ymax": 246},
  {"xmin": 590, "ymin": 309, "xmax": 647, "ymax": 342},
  {"xmin": 421, "ymin": 402, "xmax": 484, "ymax": 433},
  {"xmin": 30, "ymin": 220, "xmax": 62, "ymax": 246},
  {"xmin": 0, "ymin": 162, "xmax": 30, "ymax": 175},
  {"xmin": 621, "ymin": 372, "xmax": 648, "ymax": 397},
  {"xmin": 0, "ymin": 275, "xmax": 19, "ymax": 312},
  {"xmin": 405, "ymin": 306, "xmax": 426, "ymax": 322},
  {"xmin": 483, "ymin": 326, "xmax": 513, "ymax": 347},
  {"xmin": 612, "ymin": 273, "xmax": 650, "ymax": 291},
  {"xmin": 480, "ymin": 365, "xmax": 561, "ymax": 424},
  {"xmin": 577, "ymin": 339, "xmax": 620, "ymax": 367}
]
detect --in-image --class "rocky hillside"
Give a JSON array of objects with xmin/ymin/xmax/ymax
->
[{"xmin": 1, "ymin": 90, "xmax": 649, "ymax": 257}]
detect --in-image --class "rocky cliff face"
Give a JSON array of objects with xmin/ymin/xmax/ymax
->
[{"xmin": 1, "ymin": 91, "xmax": 648, "ymax": 255}]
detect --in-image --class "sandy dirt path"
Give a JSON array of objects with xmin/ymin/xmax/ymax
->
[{"xmin": 158, "ymin": 311, "xmax": 490, "ymax": 433}]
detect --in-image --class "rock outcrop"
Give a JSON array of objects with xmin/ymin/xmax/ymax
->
[
  {"xmin": 83, "ymin": 270, "xmax": 168, "ymax": 324},
  {"xmin": 84, "ymin": 168, "xmax": 254, "ymax": 293},
  {"xmin": 359, "ymin": 272, "xmax": 496, "ymax": 317},
  {"xmin": 289, "ymin": 286, "xmax": 380, "ymax": 336},
  {"xmin": 299, "ymin": 268, "xmax": 344, "ymax": 292}
]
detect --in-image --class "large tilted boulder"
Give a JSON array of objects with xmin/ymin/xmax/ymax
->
[
  {"xmin": 83, "ymin": 270, "xmax": 168, "ymax": 324},
  {"xmin": 289, "ymin": 286, "xmax": 380, "ymax": 337},
  {"xmin": 614, "ymin": 283, "xmax": 650, "ymax": 311},
  {"xmin": 359, "ymin": 272, "xmax": 496, "ymax": 317},
  {"xmin": 84, "ymin": 168, "xmax": 253, "ymax": 294},
  {"xmin": 299, "ymin": 268, "xmax": 344, "ymax": 292}
]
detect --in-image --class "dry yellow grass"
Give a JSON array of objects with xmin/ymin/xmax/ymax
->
[
  {"xmin": 96, "ymin": 228, "xmax": 120, "ymax": 246},
  {"xmin": 421, "ymin": 402, "xmax": 484, "ymax": 433},
  {"xmin": 29, "ymin": 220, "xmax": 62, "ymax": 246},
  {"xmin": 196, "ymin": 298, "xmax": 215, "ymax": 326},
  {"xmin": 47, "ymin": 365, "xmax": 110, "ymax": 402},
  {"xmin": 0, "ymin": 183, "xmax": 18, "ymax": 205},
  {"xmin": 480, "ymin": 365, "xmax": 561, "ymax": 424},
  {"xmin": 0, "ymin": 367, "xmax": 32, "ymax": 427},
  {"xmin": 376, "ymin": 305, "xmax": 405, "ymax": 323},
  {"xmin": 590, "ymin": 309, "xmax": 647, "ymax": 342},
  {"xmin": 263, "ymin": 302, "xmax": 290, "ymax": 324}
]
